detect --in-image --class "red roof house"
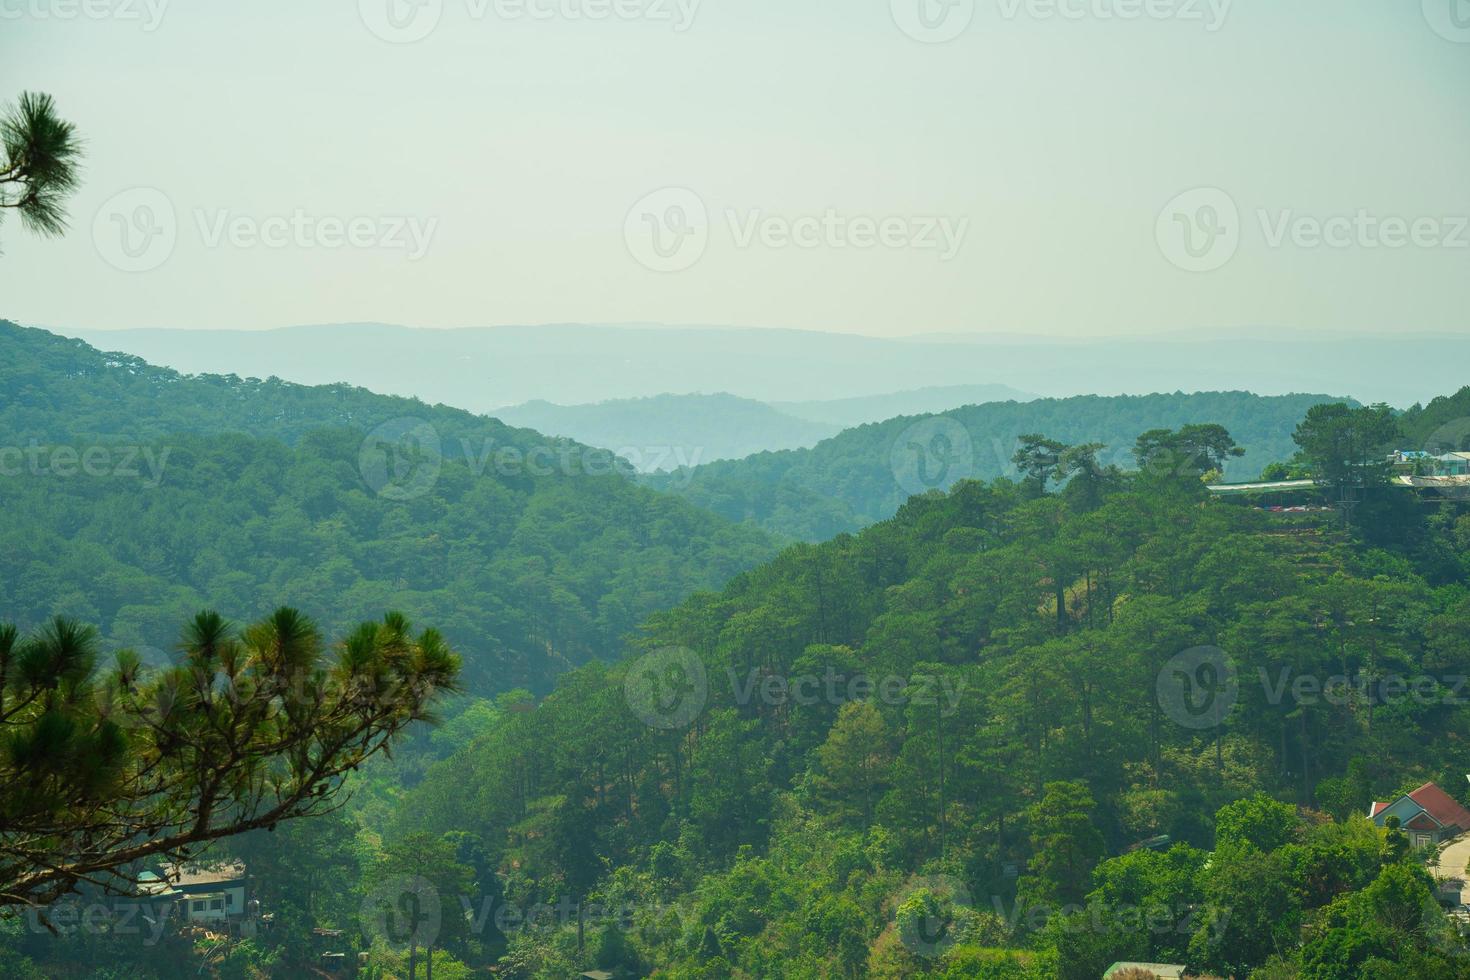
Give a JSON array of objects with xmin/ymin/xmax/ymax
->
[{"xmin": 1368, "ymin": 781, "xmax": 1470, "ymax": 849}]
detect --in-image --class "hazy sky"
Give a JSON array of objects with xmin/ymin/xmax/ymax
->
[{"xmin": 2, "ymin": 0, "xmax": 1467, "ymax": 336}]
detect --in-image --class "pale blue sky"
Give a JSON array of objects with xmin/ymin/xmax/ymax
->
[{"xmin": 1, "ymin": 0, "xmax": 1467, "ymax": 336}]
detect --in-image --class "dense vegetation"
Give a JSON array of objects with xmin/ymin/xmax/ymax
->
[
  {"xmin": 369, "ymin": 422, "xmax": 1470, "ymax": 978},
  {"xmin": 644, "ymin": 391, "xmax": 1351, "ymax": 540},
  {"xmin": 7, "ymin": 319, "xmax": 1470, "ymax": 978},
  {"xmin": 0, "ymin": 322, "xmax": 776, "ymax": 694}
]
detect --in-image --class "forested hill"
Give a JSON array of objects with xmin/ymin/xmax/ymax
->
[
  {"xmin": 0, "ymin": 321, "xmax": 777, "ymax": 693},
  {"xmin": 494, "ymin": 393, "xmax": 843, "ymax": 471},
  {"xmin": 643, "ymin": 390, "xmax": 1347, "ymax": 540},
  {"xmin": 396, "ymin": 451, "xmax": 1470, "ymax": 978}
]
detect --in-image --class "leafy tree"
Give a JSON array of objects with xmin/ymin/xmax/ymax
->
[
  {"xmin": 0, "ymin": 609, "xmax": 459, "ymax": 906},
  {"xmin": 0, "ymin": 92, "xmax": 82, "ymax": 246},
  {"xmin": 1012, "ymin": 434, "xmax": 1069, "ymax": 497},
  {"xmin": 1022, "ymin": 781, "xmax": 1105, "ymax": 906},
  {"xmin": 1292, "ymin": 403, "xmax": 1399, "ymax": 522},
  {"xmin": 1134, "ymin": 423, "xmax": 1244, "ymax": 482},
  {"xmin": 1214, "ymin": 793, "xmax": 1298, "ymax": 852},
  {"xmin": 811, "ymin": 700, "xmax": 894, "ymax": 830}
]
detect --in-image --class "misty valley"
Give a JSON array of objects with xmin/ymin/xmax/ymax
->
[{"xmin": 4, "ymin": 6, "xmax": 1469, "ymax": 979}]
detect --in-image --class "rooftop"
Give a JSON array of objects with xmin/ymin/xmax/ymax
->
[
  {"xmin": 1369, "ymin": 782, "xmax": 1470, "ymax": 830},
  {"xmin": 162, "ymin": 861, "xmax": 248, "ymax": 888}
]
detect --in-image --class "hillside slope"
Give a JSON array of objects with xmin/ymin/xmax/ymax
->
[
  {"xmin": 397, "ymin": 453, "xmax": 1470, "ymax": 978},
  {"xmin": 493, "ymin": 393, "xmax": 842, "ymax": 471},
  {"xmin": 643, "ymin": 390, "xmax": 1349, "ymax": 540},
  {"xmin": 0, "ymin": 322, "xmax": 777, "ymax": 693},
  {"xmin": 772, "ymin": 383, "xmax": 1036, "ymax": 428}
]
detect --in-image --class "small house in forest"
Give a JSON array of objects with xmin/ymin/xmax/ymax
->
[
  {"xmin": 1369, "ymin": 782, "xmax": 1470, "ymax": 849},
  {"xmin": 161, "ymin": 861, "xmax": 250, "ymax": 923}
]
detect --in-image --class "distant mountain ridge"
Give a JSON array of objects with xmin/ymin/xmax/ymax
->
[
  {"xmin": 493, "ymin": 393, "xmax": 841, "ymax": 472},
  {"xmin": 643, "ymin": 390, "xmax": 1352, "ymax": 541},
  {"xmin": 0, "ymin": 321, "xmax": 777, "ymax": 694},
  {"xmin": 773, "ymin": 383, "xmax": 1036, "ymax": 428},
  {"xmin": 57, "ymin": 322, "xmax": 1467, "ymax": 411},
  {"xmin": 491, "ymin": 385, "xmax": 1041, "ymax": 472}
]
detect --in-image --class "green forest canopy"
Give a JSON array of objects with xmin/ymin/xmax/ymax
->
[
  {"xmin": 0, "ymin": 321, "xmax": 776, "ymax": 694},
  {"xmin": 643, "ymin": 391, "xmax": 1360, "ymax": 541},
  {"xmin": 385, "ymin": 438, "xmax": 1470, "ymax": 977}
]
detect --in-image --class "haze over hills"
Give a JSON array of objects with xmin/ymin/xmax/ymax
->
[
  {"xmin": 55, "ymin": 322, "xmax": 1470, "ymax": 411},
  {"xmin": 0, "ymin": 321, "xmax": 777, "ymax": 693},
  {"xmin": 771, "ymin": 382, "xmax": 1037, "ymax": 428},
  {"xmin": 643, "ymin": 390, "xmax": 1353, "ymax": 541},
  {"xmin": 493, "ymin": 394, "xmax": 843, "ymax": 472},
  {"xmin": 492, "ymin": 386, "xmax": 1042, "ymax": 472}
]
